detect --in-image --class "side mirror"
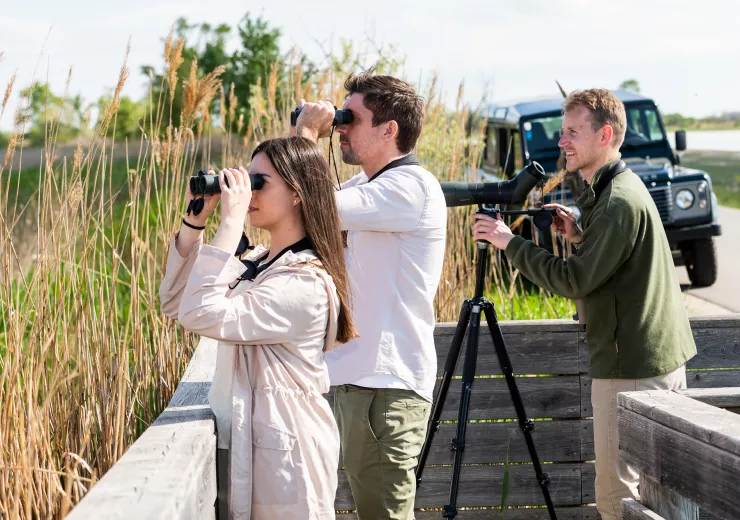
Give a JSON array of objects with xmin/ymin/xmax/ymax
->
[{"xmin": 675, "ymin": 130, "xmax": 687, "ymax": 152}]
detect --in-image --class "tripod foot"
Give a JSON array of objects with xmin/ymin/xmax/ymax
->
[
  {"xmin": 521, "ymin": 419, "xmax": 535, "ymax": 432},
  {"xmin": 442, "ymin": 504, "xmax": 458, "ymax": 518},
  {"xmin": 450, "ymin": 438, "xmax": 465, "ymax": 452}
]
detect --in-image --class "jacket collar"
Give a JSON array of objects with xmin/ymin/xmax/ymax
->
[
  {"xmin": 577, "ymin": 153, "xmax": 622, "ymax": 210},
  {"xmin": 240, "ymin": 245, "xmax": 340, "ymax": 353}
]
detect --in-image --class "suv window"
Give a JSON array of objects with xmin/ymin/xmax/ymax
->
[
  {"xmin": 522, "ymin": 104, "xmax": 667, "ymax": 154},
  {"xmin": 625, "ymin": 105, "xmax": 665, "ymax": 143},
  {"xmin": 483, "ymin": 126, "xmax": 523, "ymax": 177},
  {"xmin": 523, "ymin": 116, "xmax": 562, "ymax": 154}
]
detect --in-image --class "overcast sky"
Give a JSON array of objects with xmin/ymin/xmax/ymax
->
[{"xmin": 1, "ymin": 0, "xmax": 739, "ymax": 131}]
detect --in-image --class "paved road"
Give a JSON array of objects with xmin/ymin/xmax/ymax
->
[{"xmin": 677, "ymin": 206, "xmax": 740, "ymax": 312}]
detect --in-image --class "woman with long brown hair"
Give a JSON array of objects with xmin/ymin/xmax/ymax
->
[{"xmin": 159, "ymin": 136, "xmax": 357, "ymax": 519}]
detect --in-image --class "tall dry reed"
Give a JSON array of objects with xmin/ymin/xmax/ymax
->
[{"xmin": 0, "ymin": 38, "xmax": 573, "ymax": 517}]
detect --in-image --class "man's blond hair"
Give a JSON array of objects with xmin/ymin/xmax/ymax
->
[{"xmin": 563, "ymin": 89, "xmax": 627, "ymax": 148}]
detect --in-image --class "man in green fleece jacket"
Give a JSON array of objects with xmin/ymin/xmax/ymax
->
[{"xmin": 472, "ymin": 89, "xmax": 696, "ymax": 520}]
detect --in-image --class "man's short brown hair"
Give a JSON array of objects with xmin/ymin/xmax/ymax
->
[
  {"xmin": 563, "ymin": 89, "xmax": 627, "ymax": 148},
  {"xmin": 344, "ymin": 70, "xmax": 425, "ymax": 154}
]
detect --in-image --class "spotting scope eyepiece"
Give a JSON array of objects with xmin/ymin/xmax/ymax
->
[{"xmin": 440, "ymin": 161, "xmax": 546, "ymax": 207}]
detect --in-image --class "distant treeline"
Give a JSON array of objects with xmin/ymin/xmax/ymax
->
[{"xmin": 663, "ymin": 111, "xmax": 740, "ymax": 130}]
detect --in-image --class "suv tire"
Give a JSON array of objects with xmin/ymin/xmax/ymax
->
[{"xmin": 680, "ymin": 238, "xmax": 718, "ymax": 288}]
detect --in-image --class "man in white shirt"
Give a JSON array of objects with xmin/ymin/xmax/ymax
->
[{"xmin": 296, "ymin": 71, "xmax": 447, "ymax": 519}]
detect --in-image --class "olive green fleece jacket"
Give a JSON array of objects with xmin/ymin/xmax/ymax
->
[{"xmin": 504, "ymin": 156, "xmax": 696, "ymax": 379}]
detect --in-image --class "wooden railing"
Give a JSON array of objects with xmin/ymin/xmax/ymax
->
[
  {"xmin": 65, "ymin": 315, "xmax": 740, "ymax": 519},
  {"xmin": 619, "ymin": 388, "xmax": 740, "ymax": 520},
  {"xmin": 65, "ymin": 338, "xmax": 219, "ymax": 520}
]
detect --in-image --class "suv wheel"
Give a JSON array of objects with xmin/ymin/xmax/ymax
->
[{"xmin": 680, "ymin": 238, "xmax": 718, "ymax": 288}]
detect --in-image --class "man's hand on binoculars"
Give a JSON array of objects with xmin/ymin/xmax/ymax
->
[
  {"xmin": 295, "ymin": 99, "xmax": 335, "ymax": 142},
  {"xmin": 472, "ymin": 212, "xmax": 515, "ymax": 251},
  {"xmin": 543, "ymin": 203, "xmax": 583, "ymax": 244}
]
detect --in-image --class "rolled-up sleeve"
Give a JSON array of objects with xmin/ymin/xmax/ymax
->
[
  {"xmin": 177, "ymin": 244, "xmax": 322, "ymax": 345},
  {"xmin": 159, "ymin": 235, "xmax": 203, "ymax": 319},
  {"xmin": 335, "ymin": 170, "xmax": 426, "ymax": 232}
]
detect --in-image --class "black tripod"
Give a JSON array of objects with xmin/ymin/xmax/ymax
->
[{"xmin": 415, "ymin": 207, "xmax": 557, "ymax": 519}]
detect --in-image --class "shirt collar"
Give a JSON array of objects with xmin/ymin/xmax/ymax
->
[{"xmin": 366, "ymin": 154, "xmax": 420, "ymax": 183}]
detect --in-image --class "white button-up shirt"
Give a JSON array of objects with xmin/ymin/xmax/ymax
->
[{"xmin": 325, "ymin": 161, "xmax": 447, "ymax": 401}]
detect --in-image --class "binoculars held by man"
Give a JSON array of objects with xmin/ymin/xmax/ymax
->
[{"xmin": 289, "ymin": 106, "xmax": 354, "ymax": 127}]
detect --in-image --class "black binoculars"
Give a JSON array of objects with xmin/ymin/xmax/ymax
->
[
  {"xmin": 189, "ymin": 169, "xmax": 266, "ymax": 196},
  {"xmin": 289, "ymin": 106, "xmax": 353, "ymax": 127}
]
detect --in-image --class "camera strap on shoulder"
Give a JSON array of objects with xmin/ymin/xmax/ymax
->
[
  {"xmin": 592, "ymin": 159, "xmax": 628, "ymax": 200},
  {"xmin": 367, "ymin": 154, "xmax": 420, "ymax": 183}
]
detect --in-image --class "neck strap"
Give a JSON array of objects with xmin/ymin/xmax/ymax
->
[
  {"xmin": 231, "ymin": 236, "xmax": 314, "ymax": 288},
  {"xmin": 367, "ymin": 154, "xmax": 420, "ymax": 183},
  {"xmin": 593, "ymin": 160, "xmax": 628, "ymax": 200}
]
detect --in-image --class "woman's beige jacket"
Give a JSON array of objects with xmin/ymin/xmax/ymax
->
[{"xmin": 159, "ymin": 237, "xmax": 340, "ymax": 519}]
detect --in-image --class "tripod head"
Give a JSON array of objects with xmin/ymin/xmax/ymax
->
[{"xmin": 476, "ymin": 205, "xmax": 557, "ymax": 231}]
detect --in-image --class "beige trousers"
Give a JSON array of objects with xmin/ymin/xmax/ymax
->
[{"xmin": 591, "ymin": 365, "xmax": 687, "ymax": 520}]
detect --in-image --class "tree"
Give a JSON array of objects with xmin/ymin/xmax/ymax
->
[
  {"xmin": 141, "ymin": 18, "xmax": 228, "ymax": 129},
  {"xmin": 96, "ymin": 95, "xmax": 147, "ymax": 140},
  {"xmin": 229, "ymin": 14, "xmax": 282, "ymax": 116},
  {"xmin": 141, "ymin": 13, "xmax": 283, "ymax": 132},
  {"xmin": 18, "ymin": 82, "xmax": 89, "ymax": 146},
  {"xmin": 618, "ymin": 79, "xmax": 641, "ymax": 93}
]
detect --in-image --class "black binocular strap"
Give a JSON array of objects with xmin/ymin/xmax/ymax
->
[{"xmin": 593, "ymin": 160, "xmax": 628, "ymax": 200}]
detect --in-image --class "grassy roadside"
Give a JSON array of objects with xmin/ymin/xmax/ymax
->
[{"xmin": 680, "ymin": 150, "xmax": 740, "ymax": 209}]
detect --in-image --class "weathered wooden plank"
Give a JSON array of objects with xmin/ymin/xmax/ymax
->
[
  {"xmin": 436, "ymin": 319, "xmax": 585, "ymax": 335},
  {"xmin": 580, "ymin": 462, "xmax": 595, "ymax": 506},
  {"xmin": 687, "ymin": 316, "xmax": 740, "ymax": 329},
  {"xmin": 640, "ymin": 474, "xmax": 699, "ymax": 520},
  {"xmin": 67, "ymin": 338, "xmax": 218, "ymax": 520},
  {"xmin": 622, "ymin": 498, "xmax": 667, "ymax": 520},
  {"xmin": 422, "ymin": 420, "xmax": 586, "ymax": 464},
  {"xmin": 688, "ymin": 327, "xmax": 740, "ymax": 369},
  {"xmin": 619, "ymin": 391, "xmax": 740, "ymax": 457},
  {"xmin": 686, "ymin": 369, "xmax": 740, "ymax": 389},
  {"xmin": 580, "ymin": 419, "xmax": 594, "ymax": 461},
  {"xmin": 337, "ymin": 506, "xmax": 597, "ymax": 519},
  {"xmin": 326, "ymin": 377, "xmax": 581, "ymax": 420},
  {"xmin": 679, "ymin": 387, "xmax": 740, "ymax": 409},
  {"xmin": 336, "ymin": 464, "xmax": 583, "ymax": 510},
  {"xmin": 580, "ymin": 376, "xmax": 592, "ymax": 418},
  {"xmin": 618, "ymin": 391, "xmax": 740, "ymax": 519},
  {"xmin": 578, "ymin": 331, "xmax": 589, "ymax": 374},
  {"xmin": 433, "ymin": 329, "xmax": 581, "ymax": 376},
  {"xmin": 432, "ymin": 377, "xmax": 581, "ymax": 420}
]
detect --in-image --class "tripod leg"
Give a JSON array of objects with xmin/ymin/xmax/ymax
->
[
  {"xmin": 417, "ymin": 299, "xmax": 472, "ymax": 487},
  {"xmin": 442, "ymin": 301, "xmax": 483, "ymax": 519},
  {"xmin": 482, "ymin": 302, "xmax": 557, "ymax": 520}
]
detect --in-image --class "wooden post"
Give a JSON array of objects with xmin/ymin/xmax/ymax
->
[{"xmin": 618, "ymin": 390, "xmax": 740, "ymax": 520}]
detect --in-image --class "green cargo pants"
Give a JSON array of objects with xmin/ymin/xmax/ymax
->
[{"xmin": 334, "ymin": 384, "xmax": 431, "ymax": 520}]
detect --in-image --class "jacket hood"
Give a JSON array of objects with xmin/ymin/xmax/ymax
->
[{"xmin": 245, "ymin": 245, "xmax": 341, "ymax": 353}]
